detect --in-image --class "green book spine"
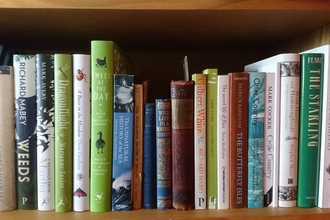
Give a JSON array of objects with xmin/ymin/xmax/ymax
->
[
  {"xmin": 54, "ymin": 54, "xmax": 73, "ymax": 212},
  {"xmin": 297, "ymin": 53, "xmax": 324, "ymax": 207},
  {"xmin": 13, "ymin": 55, "xmax": 37, "ymax": 210},
  {"xmin": 203, "ymin": 68, "xmax": 218, "ymax": 209},
  {"xmin": 90, "ymin": 41, "xmax": 132, "ymax": 212}
]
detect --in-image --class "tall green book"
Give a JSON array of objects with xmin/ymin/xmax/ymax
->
[
  {"xmin": 54, "ymin": 54, "xmax": 73, "ymax": 212},
  {"xmin": 90, "ymin": 41, "xmax": 132, "ymax": 212},
  {"xmin": 297, "ymin": 53, "xmax": 324, "ymax": 207},
  {"xmin": 203, "ymin": 68, "xmax": 218, "ymax": 209}
]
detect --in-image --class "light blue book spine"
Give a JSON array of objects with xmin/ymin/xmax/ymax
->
[{"xmin": 247, "ymin": 72, "xmax": 265, "ymax": 208}]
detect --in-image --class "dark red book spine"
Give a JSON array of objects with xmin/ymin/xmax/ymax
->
[{"xmin": 170, "ymin": 80, "xmax": 195, "ymax": 210}]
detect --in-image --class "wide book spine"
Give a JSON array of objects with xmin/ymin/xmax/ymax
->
[
  {"xmin": 171, "ymin": 80, "xmax": 195, "ymax": 210},
  {"xmin": 0, "ymin": 66, "xmax": 16, "ymax": 211},
  {"xmin": 132, "ymin": 83, "xmax": 144, "ymax": 209},
  {"xmin": 217, "ymin": 74, "xmax": 230, "ymax": 209},
  {"xmin": 36, "ymin": 54, "xmax": 55, "ymax": 211},
  {"xmin": 73, "ymin": 54, "xmax": 90, "ymax": 212},
  {"xmin": 54, "ymin": 54, "xmax": 73, "ymax": 212},
  {"xmin": 14, "ymin": 55, "xmax": 38, "ymax": 210},
  {"xmin": 247, "ymin": 72, "xmax": 265, "ymax": 208},
  {"xmin": 229, "ymin": 72, "xmax": 249, "ymax": 209},
  {"xmin": 112, "ymin": 74, "xmax": 134, "ymax": 211},
  {"xmin": 143, "ymin": 103, "xmax": 157, "ymax": 209},
  {"xmin": 297, "ymin": 53, "xmax": 323, "ymax": 208},
  {"xmin": 192, "ymin": 73, "xmax": 207, "ymax": 210},
  {"xmin": 278, "ymin": 61, "xmax": 300, "ymax": 207},
  {"xmin": 155, "ymin": 99, "xmax": 172, "ymax": 210},
  {"xmin": 203, "ymin": 68, "xmax": 218, "ymax": 209}
]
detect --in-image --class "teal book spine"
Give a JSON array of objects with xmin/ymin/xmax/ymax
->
[
  {"xmin": 13, "ymin": 55, "xmax": 38, "ymax": 210},
  {"xmin": 247, "ymin": 72, "xmax": 265, "ymax": 208},
  {"xmin": 54, "ymin": 54, "xmax": 73, "ymax": 212},
  {"xmin": 297, "ymin": 53, "xmax": 324, "ymax": 208}
]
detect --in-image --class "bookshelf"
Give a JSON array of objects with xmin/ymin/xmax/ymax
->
[{"xmin": 1, "ymin": 0, "xmax": 330, "ymax": 219}]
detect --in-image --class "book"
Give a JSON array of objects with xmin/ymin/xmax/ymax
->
[
  {"xmin": 36, "ymin": 54, "xmax": 55, "ymax": 211},
  {"xmin": 155, "ymin": 99, "xmax": 172, "ymax": 210},
  {"xmin": 73, "ymin": 54, "xmax": 90, "ymax": 212},
  {"xmin": 143, "ymin": 103, "xmax": 157, "ymax": 209},
  {"xmin": 90, "ymin": 40, "xmax": 132, "ymax": 212},
  {"xmin": 54, "ymin": 54, "xmax": 73, "ymax": 212},
  {"xmin": 13, "ymin": 54, "xmax": 38, "ymax": 210},
  {"xmin": 132, "ymin": 83, "xmax": 144, "ymax": 209},
  {"xmin": 247, "ymin": 72, "xmax": 265, "ymax": 208},
  {"xmin": 192, "ymin": 73, "xmax": 207, "ymax": 210},
  {"xmin": 301, "ymin": 45, "xmax": 330, "ymax": 208},
  {"xmin": 203, "ymin": 68, "xmax": 218, "ymax": 209},
  {"xmin": 217, "ymin": 74, "xmax": 230, "ymax": 209},
  {"xmin": 0, "ymin": 66, "xmax": 16, "ymax": 211},
  {"xmin": 228, "ymin": 72, "xmax": 249, "ymax": 209},
  {"xmin": 170, "ymin": 80, "xmax": 195, "ymax": 210},
  {"xmin": 244, "ymin": 53, "xmax": 300, "ymax": 207},
  {"xmin": 112, "ymin": 74, "xmax": 134, "ymax": 211},
  {"xmin": 297, "ymin": 53, "xmax": 323, "ymax": 208}
]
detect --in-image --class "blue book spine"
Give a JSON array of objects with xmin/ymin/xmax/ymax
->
[
  {"xmin": 155, "ymin": 99, "xmax": 172, "ymax": 210},
  {"xmin": 247, "ymin": 72, "xmax": 265, "ymax": 208},
  {"xmin": 143, "ymin": 103, "xmax": 157, "ymax": 209},
  {"xmin": 112, "ymin": 74, "xmax": 134, "ymax": 211}
]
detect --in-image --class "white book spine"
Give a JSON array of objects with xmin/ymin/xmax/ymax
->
[
  {"xmin": 73, "ymin": 54, "xmax": 91, "ymax": 211},
  {"xmin": 278, "ymin": 61, "xmax": 300, "ymax": 207},
  {"xmin": 217, "ymin": 75, "xmax": 229, "ymax": 209}
]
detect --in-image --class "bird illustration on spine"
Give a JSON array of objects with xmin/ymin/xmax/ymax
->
[
  {"xmin": 96, "ymin": 57, "xmax": 107, "ymax": 67},
  {"xmin": 96, "ymin": 131, "xmax": 105, "ymax": 153}
]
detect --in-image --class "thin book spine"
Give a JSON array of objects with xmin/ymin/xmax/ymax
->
[
  {"xmin": 14, "ymin": 55, "xmax": 38, "ymax": 210},
  {"xmin": 73, "ymin": 54, "xmax": 90, "ymax": 212},
  {"xmin": 54, "ymin": 54, "xmax": 73, "ymax": 212},
  {"xmin": 192, "ymin": 73, "xmax": 207, "ymax": 210},
  {"xmin": 36, "ymin": 54, "xmax": 55, "ymax": 211}
]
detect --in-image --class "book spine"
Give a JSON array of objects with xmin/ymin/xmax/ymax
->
[
  {"xmin": 73, "ymin": 54, "xmax": 90, "ymax": 212},
  {"xmin": 192, "ymin": 73, "xmax": 207, "ymax": 210},
  {"xmin": 247, "ymin": 72, "xmax": 265, "ymax": 208},
  {"xmin": 143, "ymin": 103, "xmax": 157, "ymax": 209},
  {"xmin": 217, "ymin": 74, "xmax": 230, "ymax": 209},
  {"xmin": 278, "ymin": 61, "xmax": 300, "ymax": 207},
  {"xmin": 155, "ymin": 99, "xmax": 172, "ymax": 210},
  {"xmin": 229, "ymin": 72, "xmax": 249, "ymax": 209},
  {"xmin": 132, "ymin": 83, "xmax": 144, "ymax": 209},
  {"xmin": 203, "ymin": 68, "xmax": 218, "ymax": 209},
  {"xmin": 0, "ymin": 66, "xmax": 16, "ymax": 211},
  {"xmin": 36, "ymin": 54, "xmax": 55, "ymax": 211},
  {"xmin": 13, "ymin": 55, "xmax": 38, "ymax": 210},
  {"xmin": 297, "ymin": 53, "xmax": 323, "ymax": 208},
  {"xmin": 171, "ymin": 80, "xmax": 195, "ymax": 210},
  {"xmin": 54, "ymin": 54, "xmax": 73, "ymax": 212},
  {"xmin": 263, "ymin": 72, "xmax": 276, "ymax": 207},
  {"xmin": 112, "ymin": 74, "xmax": 134, "ymax": 211}
]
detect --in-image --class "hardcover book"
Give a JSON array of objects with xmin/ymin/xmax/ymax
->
[
  {"xmin": 13, "ymin": 55, "xmax": 38, "ymax": 210},
  {"xmin": 155, "ymin": 99, "xmax": 172, "ymax": 210},
  {"xmin": 143, "ymin": 103, "xmax": 157, "ymax": 209},
  {"xmin": 0, "ymin": 66, "xmax": 16, "ymax": 211},
  {"xmin": 247, "ymin": 72, "xmax": 265, "ymax": 208},
  {"xmin": 228, "ymin": 72, "xmax": 249, "ymax": 209},
  {"xmin": 192, "ymin": 73, "xmax": 207, "ymax": 210},
  {"xmin": 90, "ymin": 40, "xmax": 132, "ymax": 212},
  {"xmin": 73, "ymin": 54, "xmax": 90, "ymax": 212},
  {"xmin": 203, "ymin": 68, "xmax": 218, "ymax": 209},
  {"xmin": 301, "ymin": 45, "xmax": 330, "ymax": 208},
  {"xmin": 217, "ymin": 74, "xmax": 230, "ymax": 209},
  {"xmin": 297, "ymin": 53, "xmax": 323, "ymax": 208},
  {"xmin": 171, "ymin": 80, "xmax": 195, "ymax": 210},
  {"xmin": 54, "ymin": 54, "xmax": 73, "ymax": 212},
  {"xmin": 36, "ymin": 54, "xmax": 55, "ymax": 211},
  {"xmin": 112, "ymin": 74, "xmax": 134, "ymax": 211}
]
